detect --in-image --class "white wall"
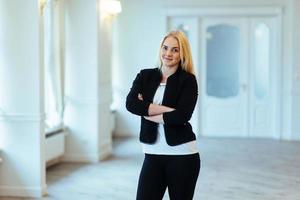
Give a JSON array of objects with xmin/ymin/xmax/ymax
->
[
  {"xmin": 0, "ymin": 0, "xmax": 115, "ymax": 196},
  {"xmin": 113, "ymin": 0, "xmax": 299, "ymax": 140},
  {"xmin": 0, "ymin": 0, "xmax": 46, "ymax": 197},
  {"xmin": 291, "ymin": 0, "xmax": 300, "ymax": 140},
  {"xmin": 112, "ymin": 0, "xmax": 165, "ymax": 137}
]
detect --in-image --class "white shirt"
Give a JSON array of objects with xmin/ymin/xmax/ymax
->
[{"xmin": 142, "ymin": 83, "xmax": 198, "ymax": 155}]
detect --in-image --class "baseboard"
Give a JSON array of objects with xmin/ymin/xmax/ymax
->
[
  {"xmin": 99, "ymin": 141, "xmax": 113, "ymax": 160},
  {"xmin": 290, "ymin": 134, "xmax": 300, "ymax": 141},
  {"xmin": 278, "ymin": 131, "xmax": 300, "ymax": 141},
  {"xmin": 62, "ymin": 141, "xmax": 113, "ymax": 163},
  {"xmin": 62, "ymin": 153, "xmax": 100, "ymax": 163},
  {"xmin": 46, "ymin": 156, "xmax": 64, "ymax": 168},
  {"xmin": 0, "ymin": 184, "xmax": 47, "ymax": 198},
  {"xmin": 113, "ymin": 130, "xmax": 137, "ymax": 139}
]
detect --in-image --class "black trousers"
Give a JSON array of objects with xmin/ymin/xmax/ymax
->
[{"xmin": 136, "ymin": 153, "xmax": 200, "ymax": 200}]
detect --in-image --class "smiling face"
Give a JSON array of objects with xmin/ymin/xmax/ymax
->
[{"xmin": 160, "ymin": 36, "xmax": 181, "ymax": 69}]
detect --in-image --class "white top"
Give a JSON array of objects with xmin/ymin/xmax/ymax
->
[{"xmin": 142, "ymin": 83, "xmax": 198, "ymax": 155}]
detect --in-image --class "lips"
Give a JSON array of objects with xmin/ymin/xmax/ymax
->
[{"xmin": 163, "ymin": 57, "xmax": 172, "ymax": 61}]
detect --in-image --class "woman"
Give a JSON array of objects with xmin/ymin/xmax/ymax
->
[{"xmin": 126, "ymin": 30, "xmax": 200, "ymax": 200}]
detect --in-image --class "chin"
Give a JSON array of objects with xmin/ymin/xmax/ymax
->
[{"xmin": 165, "ymin": 64, "xmax": 177, "ymax": 68}]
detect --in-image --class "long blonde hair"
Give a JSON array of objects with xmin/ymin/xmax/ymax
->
[{"xmin": 158, "ymin": 30, "xmax": 195, "ymax": 75}]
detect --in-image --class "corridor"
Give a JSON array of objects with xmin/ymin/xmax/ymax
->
[{"xmin": 3, "ymin": 136, "xmax": 300, "ymax": 200}]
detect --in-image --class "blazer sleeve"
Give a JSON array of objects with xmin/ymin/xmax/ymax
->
[
  {"xmin": 163, "ymin": 75, "xmax": 198, "ymax": 125},
  {"xmin": 126, "ymin": 70, "xmax": 151, "ymax": 116}
]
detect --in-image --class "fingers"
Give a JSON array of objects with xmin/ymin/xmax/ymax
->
[{"xmin": 138, "ymin": 93, "xmax": 143, "ymax": 100}]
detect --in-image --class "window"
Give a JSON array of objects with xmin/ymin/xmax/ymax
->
[{"xmin": 44, "ymin": 0, "xmax": 64, "ymax": 132}]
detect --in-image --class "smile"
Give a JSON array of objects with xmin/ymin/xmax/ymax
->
[{"xmin": 163, "ymin": 57, "xmax": 172, "ymax": 61}]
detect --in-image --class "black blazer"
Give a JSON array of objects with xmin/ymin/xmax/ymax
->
[{"xmin": 126, "ymin": 67, "xmax": 198, "ymax": 146}]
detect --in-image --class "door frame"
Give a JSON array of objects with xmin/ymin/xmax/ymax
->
[{"xmin": 164, "ymin": 6, "xmax": 283, "ymax": 139}]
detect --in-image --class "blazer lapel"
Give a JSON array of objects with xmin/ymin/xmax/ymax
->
[
  {"xmin": 145, "ymin": 68, "xmax": 161, "ymax": 101},
  {"xmin": 162, "ymin": 67, "xmax": 181, "ymax": 106}
]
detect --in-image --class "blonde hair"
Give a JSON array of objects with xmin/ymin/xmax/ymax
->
[{"xmin": 158, "ymin": 30, "xmax": 195, "ymax": 75}]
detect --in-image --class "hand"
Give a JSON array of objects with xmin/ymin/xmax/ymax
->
[
  {"xmin": 144, "ymin": 116, "xmax": 150, "ymax": 120},
  {"xmin": 143, "ymin": 114, "xmax": 164, "ymax": 124},
  {"xmin": 138, "ymin": 93, "xmax": 143, "ymax": 101}
]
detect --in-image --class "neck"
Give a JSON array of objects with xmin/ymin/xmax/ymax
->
[{"xmin": 161, "ymin": 65, "xmax": 178, "ymax": 78}]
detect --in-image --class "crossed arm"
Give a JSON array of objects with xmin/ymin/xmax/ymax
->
[
  {"xmin": 126, "ymin": 71, "xmax": 198, "ymax": 125},
  {"xmin": 138, "ymin": 94, "xmax": 174, "ymax": 124}
]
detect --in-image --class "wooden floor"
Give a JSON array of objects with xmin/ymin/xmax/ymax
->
[{"xmin": 2, "ymin": 137, "xmax": 300, "ymax": 200}]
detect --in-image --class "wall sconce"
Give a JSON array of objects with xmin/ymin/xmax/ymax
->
[
  {"xmin": 39, "ymin": 0, "xmax": 47, "ymax": 15},
  {"xmin": 101, "ymin": 0, "xmax": 122, "ymax": 16}
]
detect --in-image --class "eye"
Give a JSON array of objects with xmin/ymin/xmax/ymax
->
[
  {"xmin": 162, "ymin": 46, "xmax": 168, "ymax": 51},
  {"xmin": 172, "ymin": 48, "xmax": 179, "ymax": 53}
]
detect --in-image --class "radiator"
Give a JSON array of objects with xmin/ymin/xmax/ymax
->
[{"xmin": 45, "ymin": 132, "xmax": 65, "ymax": 167}]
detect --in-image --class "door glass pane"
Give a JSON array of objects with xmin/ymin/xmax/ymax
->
[
  {"xmin": 206, "ymin": 24, "xmax": 240, "ymax": 98},
  {"xmin": 254, "ymin": 23, "xmax": 269, "ymax": 99}
]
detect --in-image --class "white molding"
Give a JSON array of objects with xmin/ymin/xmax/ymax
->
[
  {"xmin": 0, "ymin": 184, "xmax": 47, "ymax": 198},
  {"xmin": 164, "ymin": 6, "xmax": 283, "ymax": 17},
  {"xmin": 0, "ymin": 113, "xmax": 45, "ymax": 122}
]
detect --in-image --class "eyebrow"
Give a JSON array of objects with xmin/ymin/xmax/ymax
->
[{"xmin": 162, "ymin": 45, "xmax": 179, "ymax": 49}]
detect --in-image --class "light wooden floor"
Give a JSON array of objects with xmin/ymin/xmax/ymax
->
[{"xmin": 2, "ymin": 137, "xmax": 300, "ymax": 200}]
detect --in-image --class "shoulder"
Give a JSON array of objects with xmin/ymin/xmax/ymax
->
[
  {"xmin": 137, "ymin": 67, "xmax": 160, "ymax": 79},
  {"xmin": 179, "ymin": 69, "xmax": 197, "ymax": 83},
  {"xmin": 140, "ymin": 67, "xmax": 160, "ymax": 75}
]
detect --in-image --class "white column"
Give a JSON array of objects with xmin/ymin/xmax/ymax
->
[
  {"xmin": 63, "ymin": 0, "xmax": 113, "ymax": 162},
  {"xmin": 0, "ymin": 0, "xmax": 46, "ymax": 198},
  {"xmin": 98, "ymin": 4, "xmax": 114, "ymax": 159}
]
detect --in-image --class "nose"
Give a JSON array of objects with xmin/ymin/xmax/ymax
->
[{"xmin": 165, "ymin": 49, "xmax": 173, "ymax": 57}]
